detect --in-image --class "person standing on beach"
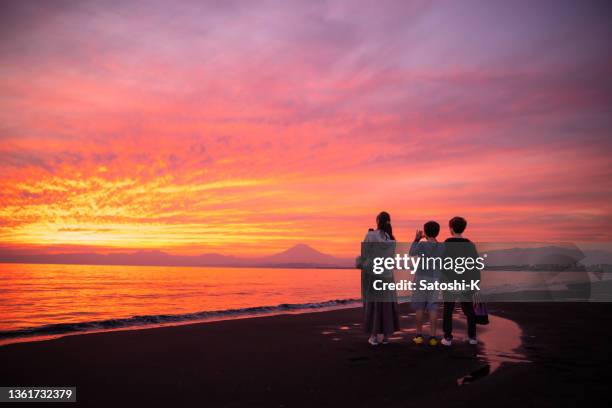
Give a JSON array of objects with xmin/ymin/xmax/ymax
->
[
  {"xmin": 409, "ymin": 221, "xmax": 444, "ymax": 346},
  {"xmin": 440, "ymin": 216, "xmax": 481, "ymax": 346},
  {"xmin": 359, "ymin": 211, "xmax": 400, "ymax": 346}
]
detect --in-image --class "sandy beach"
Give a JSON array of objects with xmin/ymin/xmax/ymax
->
[{"xmin": 1, "ymin": 302, "xmax": 610, "ymax": 407}]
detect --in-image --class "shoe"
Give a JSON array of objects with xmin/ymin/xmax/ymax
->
[
  {"xmin": 381, "ymin": 337, "xmax": 390, "ymax": 345},
  {"xmin": 468, "ymin": 337, "xmax": 478, "ymax": 345},
  {"xmin": 412, "ymin": 334, "xmax": 424, "ymax": 345},
  {"xmin": 441, "ymin": 337, "xmax": 452, "ymax": 346},
  {"xmin": 428, "ymin": 337, "xmax": 439, "ymax": 346},
  {"xmin": 368, "ymin": 337, "xmax": 380, "ymax": 346}
]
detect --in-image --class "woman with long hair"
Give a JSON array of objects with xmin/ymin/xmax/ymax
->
[{"xmin": 358, "ymin": 211, "xmax": 400, "ymax": 345}]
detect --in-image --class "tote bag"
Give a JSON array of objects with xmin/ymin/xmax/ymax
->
[{"xmin": 473, "ymin": 292, "xmax": 489, "ymax": 325}]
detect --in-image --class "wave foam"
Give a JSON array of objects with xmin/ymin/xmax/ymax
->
[{"xmin": 0, "ymin": 298, "xmax": 361, "ymax": 341}]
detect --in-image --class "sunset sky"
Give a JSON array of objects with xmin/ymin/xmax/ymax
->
[{"xmin": 1, "ymin": 0, "xmax": 611, "ymax": 257}]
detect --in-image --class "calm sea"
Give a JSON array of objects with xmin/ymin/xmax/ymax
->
[
  {"xmin": 0, "ymin": 263, "xmax": 361, "ymax": 344},
  {"xmin": 0, "ymin": 263, "xmax": 604, "ymax": 345}
]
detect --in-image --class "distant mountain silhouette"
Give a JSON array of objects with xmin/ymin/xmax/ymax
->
[
  {"xmin": 580, "ymin": 249, "xmax": 612, "ymax": 266},
  {"xmin": 4, "ymin": 243, "xmax": 608, "ymax": 269},
  {"xmin": 484, "ymin": 245, "xmax": 586, "ymax": 266},
  {"xmin": 256, "ymin": 244, "xmax": 348, "ymax": 267},
  {"xmin": 0, "ymin": 244, "xmax": 352, "ymax": 269}
]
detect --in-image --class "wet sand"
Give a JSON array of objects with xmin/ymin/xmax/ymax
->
[{"xmin": 0, "ymin": 302, "xmax": 610, "ymax": 407}]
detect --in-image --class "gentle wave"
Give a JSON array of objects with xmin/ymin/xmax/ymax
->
[{"xmin": 0, "ymin": 298, "xmax": 361, "ymax": 341}]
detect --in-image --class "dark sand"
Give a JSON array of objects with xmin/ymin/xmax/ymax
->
[{"xmin": 1, "ymin": 303, "xmax": 611, "ymax": 407}]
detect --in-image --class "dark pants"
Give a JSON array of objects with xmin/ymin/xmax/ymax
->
[{"xmin": 443, "ymin": 299, "xmax": 476, "ymax": 340}]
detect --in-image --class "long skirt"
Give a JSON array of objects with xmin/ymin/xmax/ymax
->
[{"xmin": 363, "ymin": 301, "xmax": 400, "ymax": 336}]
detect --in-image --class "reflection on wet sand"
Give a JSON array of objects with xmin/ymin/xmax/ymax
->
[
  {"xmin": 320, "ymin": 313, "xmax": 531, "ymax": 385},
  {"xmin": 479, "ymin": 315, "xmax": 530, "ymax": 371},
  {"xmin": 458, "ymin": 314, "xmax": 531, "ymax": 385}
]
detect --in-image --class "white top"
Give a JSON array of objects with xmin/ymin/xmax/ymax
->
[{"xmin": 364, "ymin": 229, "xmax": 392, "ymax": 242}]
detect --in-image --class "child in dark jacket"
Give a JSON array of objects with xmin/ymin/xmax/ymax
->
[{"xmin": 440, "ymin": 216, "xmax": 481, "ymax": 346}]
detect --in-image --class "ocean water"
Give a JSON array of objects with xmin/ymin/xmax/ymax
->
[
  {"xmin": 0, "ymin": 263, "xmax": 607, "ymax": 345},
  {"xmin": 0, "ymin": 263, "xmax": 361, "ymax": 344}
]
